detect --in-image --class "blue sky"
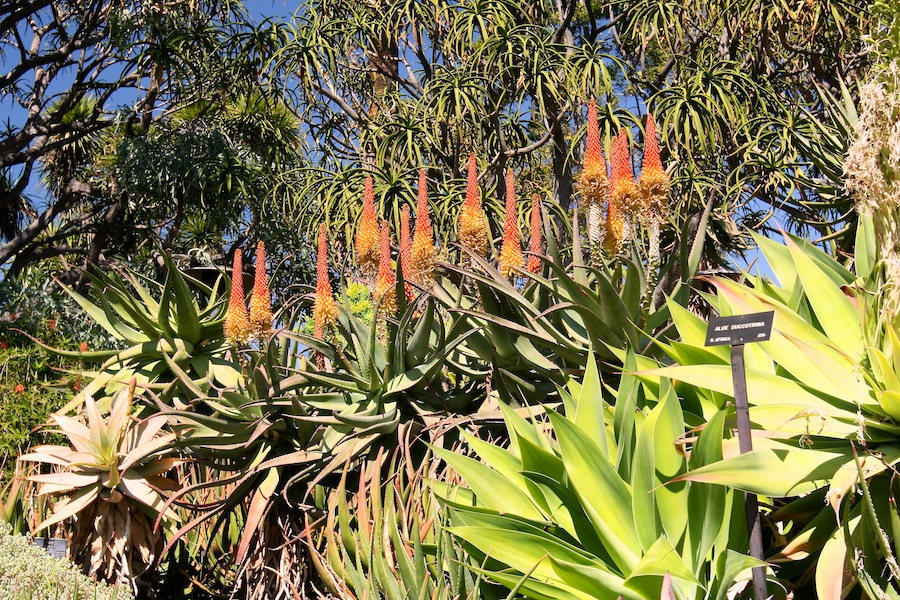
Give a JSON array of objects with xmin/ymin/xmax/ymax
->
[{"xmin": 2, "ymin": 0, "xmax": 778, "ymax": 282}]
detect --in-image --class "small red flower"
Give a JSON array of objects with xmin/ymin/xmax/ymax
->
[
  {"xmin": 73, "ymin": 376, "xmax": 82, "ymax": 391},
  {"xmin": 79, "ymin": 342, "xmax": 88, "ymax": 352},
  {"xmin": 0, "ymin": 341, "xmax": 8, "ymax": 350},
  {"xmin": 48, "ymin": 317, "xmax": 56, "ymax": 330},
  {"xmin": 14, "ymin": 384, "xmax": 24, "ymax": 394}
]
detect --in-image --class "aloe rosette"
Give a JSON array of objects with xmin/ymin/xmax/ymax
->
[{"xmin": 18, "ymin": 381, "xmax": 180, "ymax": 582}]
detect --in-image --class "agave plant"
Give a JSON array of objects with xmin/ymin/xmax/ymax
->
[
  {"xmin": 17, "ymin": 380, "xmax": 180, "ymax": 586},
  {"xmin": 434, "ymin": 351, "xmax": 771, "ymax": 599},
  {"xmin": 628, "ymin": 216, "xmax": 900, "ymax": 598}
]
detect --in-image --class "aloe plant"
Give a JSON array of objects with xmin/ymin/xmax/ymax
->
[
  {"xmin": 34, "ymin": 252, "xmax": 238, "ymax": 414},
  {"xmin": 429, "ymin": 198, "xmax": 712, "ymax": 406},
  {"xmin": 307, "ymin": 448, "xmax": 517, "ymax": 600},
  {"xmin": 433, "ymin": 351, "xmax": 770, "ymax": 599},
  {"xmin": 17, "ymin": 380, "xmax": 180, "ymax": 585}
]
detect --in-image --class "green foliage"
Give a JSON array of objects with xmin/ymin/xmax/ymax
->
[
  {"xmin": 297, "ymin": 281, "xmax": 374, "ymax": 335},
  {"xmin": 0, "ymin": 522, "xmax": 133, "ymax": 600},
  {"xmin": 436, "ymin": 353, "xmax": 772, "ymax": 599},
  {"xmin": 43, "ymin": 253, "xmax": 237, "ymax": 413},
  {"xmin": 626, "ymin": 215, "xmax": 900, "ymax": 597},
  {"xmin": 309, "ymin": 451, "xmax": 513, "ymax": 600},
  {"xmin": 0, "ymin": 343, "xmax": 69, "ymax": 477}
]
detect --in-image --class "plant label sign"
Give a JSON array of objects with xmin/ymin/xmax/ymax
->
[{"xmin": 704, "ymin": 311, "xmax": 774, "ymax": 346}]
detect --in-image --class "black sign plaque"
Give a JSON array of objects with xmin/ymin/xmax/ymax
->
[{"xmin": 704, "ymin": 311, "xmax": 774, "ymax": 347}]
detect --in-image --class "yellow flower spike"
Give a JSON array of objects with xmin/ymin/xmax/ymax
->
[
  {"xmin": 579, "ymin": 100, "xmax": 609, "ymax": 254},
  {"xmin": 610, "ymin": 129, "xmax": 638, "ymax": 249},
  {"xmin": 313, "ymin": 223, "xmax": 338, "ymax": 337},
  {"xmin": 527, "ymin": 194, "xmax": 544, "ymax": 274},
  {"xmin": 637, "ymin": 113, "xmax": 670, "ymax": 264}
]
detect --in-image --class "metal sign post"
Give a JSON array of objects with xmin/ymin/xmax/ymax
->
[{"xmin": 705, "ymin": 311, "xmax": 774, "ymax": 600}]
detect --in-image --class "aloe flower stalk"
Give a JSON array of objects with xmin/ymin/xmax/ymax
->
[
  {"xmin": 373, "ymin": 221, "xmax": 397, "ymax": 314},
  {"xmin": 637, "ymin": 113, "xmax": 670, "ymax": 264},
  {"xmin": 399, "ymin": 205, "xmax": 415, "ymax": 301},
  {"xmin": 499, "ymin": 169, "xmax": 524, "ymax": 278},
  {"xmin": 224, "ymin": 249, "xmax": 250, "ymax": 344},
  {"xmin": 604, "ymin": 143, "xmax": 624, "ymax": 254},
  {"xmin": 458, "ymin": 154, "xmax": 489, "ymax": 258},
  {"xmin": 411, "ymin": 169, "xmax": 437, "ymax": 284},
  {"xmin": 527, "ymin": 194, "xmax": 543, "ymax": 273},
  {"xmin": 579, "ymin": 100, "xmax": 609, "ymax": 261},
  {"xmin": 249, "ymin": 241, "xmax": 273, "ymax": 338},
  {"xmin": 355, "ymin": 176, "xmax": 380, "ymax": 276},
  {"xmin": 610, "ymin": 130, "xmax": 638, "ymax": 250},
  {"xmin": 313, "ymin": 223, "xmax": 338, "ymax": 338}
]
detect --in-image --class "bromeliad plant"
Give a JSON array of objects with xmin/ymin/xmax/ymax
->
[
  {"xmin": 434, "ymin": 352, "xmax": 769, "ymax": 599},
  {"xmin": 17, "ymin": 380, "xmax": 180, "ymax": 587}
]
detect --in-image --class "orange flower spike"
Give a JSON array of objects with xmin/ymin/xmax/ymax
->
[
  {"xmin": 642, "ymin": 114, "xmax": 664, "ymax": 174},
  {"xmin": 612, "ymin": 129, "xmax": 639, "ymax": 208},
  {"xmin": 458, "ymin": 153, "xmax": 489, "ymax": 257},
  {"xmin": 356, "ymin": 176, "xmax": 380, "ymax": 276},
  {"xmin": 638, "ymin": 113, "xmax": 670, "ymax": 262},
  {"xmin": 224, "ymin": 249, "xmax": 250, "ymax": 345},
  {"xmin": 499, "ymin": 169, "xmax": 524, "ymax": 278},
  {"xmin": 604, "ymin": 140, "xmax": 624, "ymax": 254},
  {"xmin": 313, "ymin": 224, "xmax": 339, "ymax": 337},
  {"xmin": 527, "ymin": 194, "xmax": 543, "ymax": 274},
  {"xmin": 579, "ymin": 99, "xmax": 609, "ymax": 206},
  {"xmin": 249, "ymin": 241, "xmax": 273, "ymax": 338},
  {"xmin": 400, "ymin": 205, "xmax": 415, "ymax": 301},
  {"xmin": 411, "ymin": 168, "xmax": 437, "ymax": 284},
  {"xmin": 414, "ymin": 169, "xmax": 432, "ymax": 239},
  {"xmin": 373, "ymin": 221, "xmax": 397, "ymax": 314},
  {"xmin": 637, "ymin": 114, "xmax": 670, "ymax": 215}
]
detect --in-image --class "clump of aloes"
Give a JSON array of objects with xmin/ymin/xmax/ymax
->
[{"xmin": 18, "ymin": 380, "xmax": 180, "ymax": 585}]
